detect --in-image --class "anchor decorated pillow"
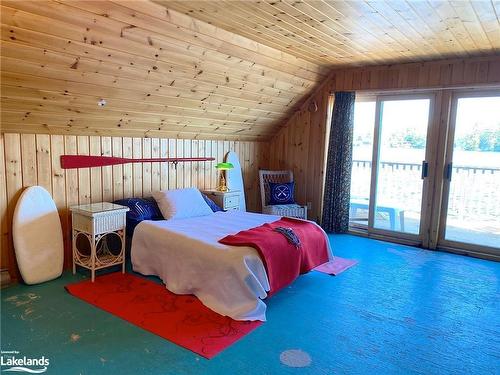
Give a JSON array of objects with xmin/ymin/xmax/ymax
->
[{"xmin": 268, "ymin": 182, "xmax": 296, "ymax": 205}]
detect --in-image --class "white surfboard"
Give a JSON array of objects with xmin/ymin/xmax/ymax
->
[
  {"xmin": 13, "ymin": 186, "xmax": 64, "ymax": 284},
  {"xmin": 225, "ymin": 151, "xmax": 246, "ymax": 211}
]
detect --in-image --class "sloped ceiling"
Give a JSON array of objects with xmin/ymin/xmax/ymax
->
[
  {"xmin": 162, "ymin": 0, "xmax": 500, "ymax": 67},
  {"xmin": 2, "ymin": 1, "xmax": 499, "ymax": 142},
  {"xmin": 1, "ymin": 0, "xmax": 328, "ymax": 141}
]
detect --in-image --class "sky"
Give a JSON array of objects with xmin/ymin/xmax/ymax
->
[
  {"xmin": 352, "ymin": 96, "xmax": 500, "ymax": 167},
  {"xmin": 455, "ymin": 97, "xmax": 500, "ymax": 136}
]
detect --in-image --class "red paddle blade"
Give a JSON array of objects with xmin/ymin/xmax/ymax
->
[{"xmin": 61, "ymin": 155, "xmax": 129, "ymax": 169}]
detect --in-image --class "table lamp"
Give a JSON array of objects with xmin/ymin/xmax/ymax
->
[{"xmin": 215, "ymin": 162, "xmax": 234, "ymax": 192}]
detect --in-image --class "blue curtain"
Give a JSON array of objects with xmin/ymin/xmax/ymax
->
[{"xmin": 321, "ymin": 92, "xmax": 356, "ymax": 233}]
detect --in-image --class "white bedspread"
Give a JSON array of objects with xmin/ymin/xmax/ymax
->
[{"xmin": 131, "ymin": 210, "xmax": 331, "ymax": 321}]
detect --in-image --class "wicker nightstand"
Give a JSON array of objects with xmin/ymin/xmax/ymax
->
[
  {"xmin": 202, "ymin": 190, "xmax": 241, "ymax": 211},
  {"xmin": 70, "ymin": 203, "xmax": 129, "ymax": 282}
]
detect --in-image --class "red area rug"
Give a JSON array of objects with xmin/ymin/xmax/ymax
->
[{"xmin": 65, "ymin": 273, "xmax": 262, "ymax": 359}]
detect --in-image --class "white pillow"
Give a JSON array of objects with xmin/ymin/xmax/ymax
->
[{"xmin": 152, "ymin": 188, "xmax": 213, "ymax": 220}]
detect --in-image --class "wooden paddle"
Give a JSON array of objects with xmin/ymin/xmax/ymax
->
[{"xmin": 60, "ymin": 155, "xmax": 215, "ymax": 169}]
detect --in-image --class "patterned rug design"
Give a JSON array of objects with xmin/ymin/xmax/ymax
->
[{"xmin": 66, "ymin": 273, "xmax": 261, "ymax": 358}]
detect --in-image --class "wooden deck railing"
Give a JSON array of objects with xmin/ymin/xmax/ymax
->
[{"xmin": 351, "ymin": 160, "xmax": 500, "ymax": 220}]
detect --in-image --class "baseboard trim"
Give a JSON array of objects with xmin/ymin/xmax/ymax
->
[
  {"xmin": 435, "ymin": 245, "xmax": 500, "ymax": 262},
  {"xmin": 348, "ymin": 228, "xmax": 422, "ymax": 247},
  {"xmin": 1, "ymin": 269, "xmax": 12, "ymax": 288},
  {"xmin": 348, "ymin": 230, "xmax": 499, "ymax": 262}
]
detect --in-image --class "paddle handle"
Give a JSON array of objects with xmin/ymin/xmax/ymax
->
[{"xmin": 61, "ymin": 155, "xmax": 215, "ymax": 169}]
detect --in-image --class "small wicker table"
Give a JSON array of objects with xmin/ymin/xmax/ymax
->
[{"xmin": 70, "ymin": 203, "xmax": 129, "ymax": 282}]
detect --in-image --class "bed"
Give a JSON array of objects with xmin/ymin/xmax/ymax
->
[{"xmin": 131, "ymin": 209, "xmax": 332, "ymax": 321}]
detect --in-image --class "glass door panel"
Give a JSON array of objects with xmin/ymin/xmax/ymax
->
[
  {"xmin": 373, "ymin": 99, "xmax": 431, "ymax": 234},
  {"xmin": 443, "ymin": 96, "xmax": 500, "ymax": 248},
  {"xmin": 349, "ymin": 100, "xmax": 376, "ymax": 227}
]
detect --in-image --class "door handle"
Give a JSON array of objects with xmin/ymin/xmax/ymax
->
[
  {"xmin": 421, "ymin": 161, "xmax": 429, "ymax": 179},
  {"xmin": 445, "ymin": 162, "xmax": 453, "ymax": 180}
]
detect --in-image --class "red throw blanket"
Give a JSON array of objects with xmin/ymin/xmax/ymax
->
[{"xmin": 219, "ymin": 218, "xmax": 329, "ymax": 296}]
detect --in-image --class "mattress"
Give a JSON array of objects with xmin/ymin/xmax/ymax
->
[{"xmin": 131, "ymin": 210, "xmax": 331, "ymax": 321}]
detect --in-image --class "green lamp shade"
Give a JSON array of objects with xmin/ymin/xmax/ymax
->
[{"xmin": 215, "ymin": 162, "xmax": 234, "ymax": 170}]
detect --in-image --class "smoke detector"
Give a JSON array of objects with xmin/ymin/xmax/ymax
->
[{"xmin": 98, "ymin": 99, "xmax": 107, "ymax": 107}]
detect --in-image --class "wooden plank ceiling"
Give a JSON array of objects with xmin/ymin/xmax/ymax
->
[
  {"xmin": 2, "ymin": 1, "xmax": 499, "ymax": 141},
  {"xmin": 0, "ymin": 0, "xmax": 328, "ymax": 141},
  {"xmin": 161, "ymin": 0, "xmax": 500, "ymax": 67}
]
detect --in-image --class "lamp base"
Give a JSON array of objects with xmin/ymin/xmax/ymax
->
[{"xmin": 217, "ymin": 172, "xmax": 229, "ymax": 192}]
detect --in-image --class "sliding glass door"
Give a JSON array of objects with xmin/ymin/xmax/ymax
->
[
  {"xmin": 439, "ymin": 92, "xmax": 500, "ymax": 255},
  {"xmin": 350, "ymin": 94, "xmax": 433, "ymax": 242},
  {"xmin": 349, "ymin": 89, "xmax": 499, "ymax": 257},
  {"xmin": 372, "ymin": 97, "xmax": 431, "ymax": 236}
]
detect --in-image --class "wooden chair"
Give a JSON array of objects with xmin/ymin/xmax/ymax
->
[{"xmin": 259, "ymin": 170, "xmax": 307, "ymax": 219}]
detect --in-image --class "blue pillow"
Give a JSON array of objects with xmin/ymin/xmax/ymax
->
[
  {"xmin": 268, "ymin": 182, "xmax": 295, "ymax": 205},
  {"xmin": 202, "ymin": 193, "xmax": 223, "ymax": 212},
  {"xmin": 113, "ymin": 197, "xmax": 164, "ymax": 236}
]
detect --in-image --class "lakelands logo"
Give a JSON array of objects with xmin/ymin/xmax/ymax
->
[{"xmin": 0, "ymin": 351, "xmax": 49, "ymax": 373}]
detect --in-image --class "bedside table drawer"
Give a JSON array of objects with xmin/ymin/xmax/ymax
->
[
  {"xmin": 93, "ymin": 213, "xmax": 126, "ymax": 234},
  {"xmin": 224, "ymin": 195, "xmax": 239, "ymax": 208},
  {"xmin": 72, "ymin": 212, "xmax": 126, "ymax": 234},
  {"xmin": 201, "ymin": 189, "xmax": 242, "ymax": 211},
  {"xmin": 72, "ymin": 213, "xmax": 93, "ymax": 233}
]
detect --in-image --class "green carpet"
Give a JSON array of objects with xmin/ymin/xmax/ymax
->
[{"xmin": 1, "ymin": 235, "xmax": 498, "ymax": 374}]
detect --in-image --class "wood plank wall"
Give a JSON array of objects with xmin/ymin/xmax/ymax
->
[
  {"xmin": 0, "ymin": 133, "xmax": 269, "ymax": 280},
  {"xmin": 269, "ymin": 56, "xmax": 500, "ymax": 223}
]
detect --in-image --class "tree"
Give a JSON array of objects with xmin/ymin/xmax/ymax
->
[{"xmin": 403, "ymin": 129, "xmax": 426, "ymax": 149}]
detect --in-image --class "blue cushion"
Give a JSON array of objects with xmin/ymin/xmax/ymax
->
[
  {"xmin": 202, "ymin": 193, "xmax": 223, "ymax": 212},
  {"xmin": 268, "ymin": 182, "xmax": 295, "ymax": 205},
  {"xmin": 113, "ymin": 197, "xmax": 163, "ymax": 236}
]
